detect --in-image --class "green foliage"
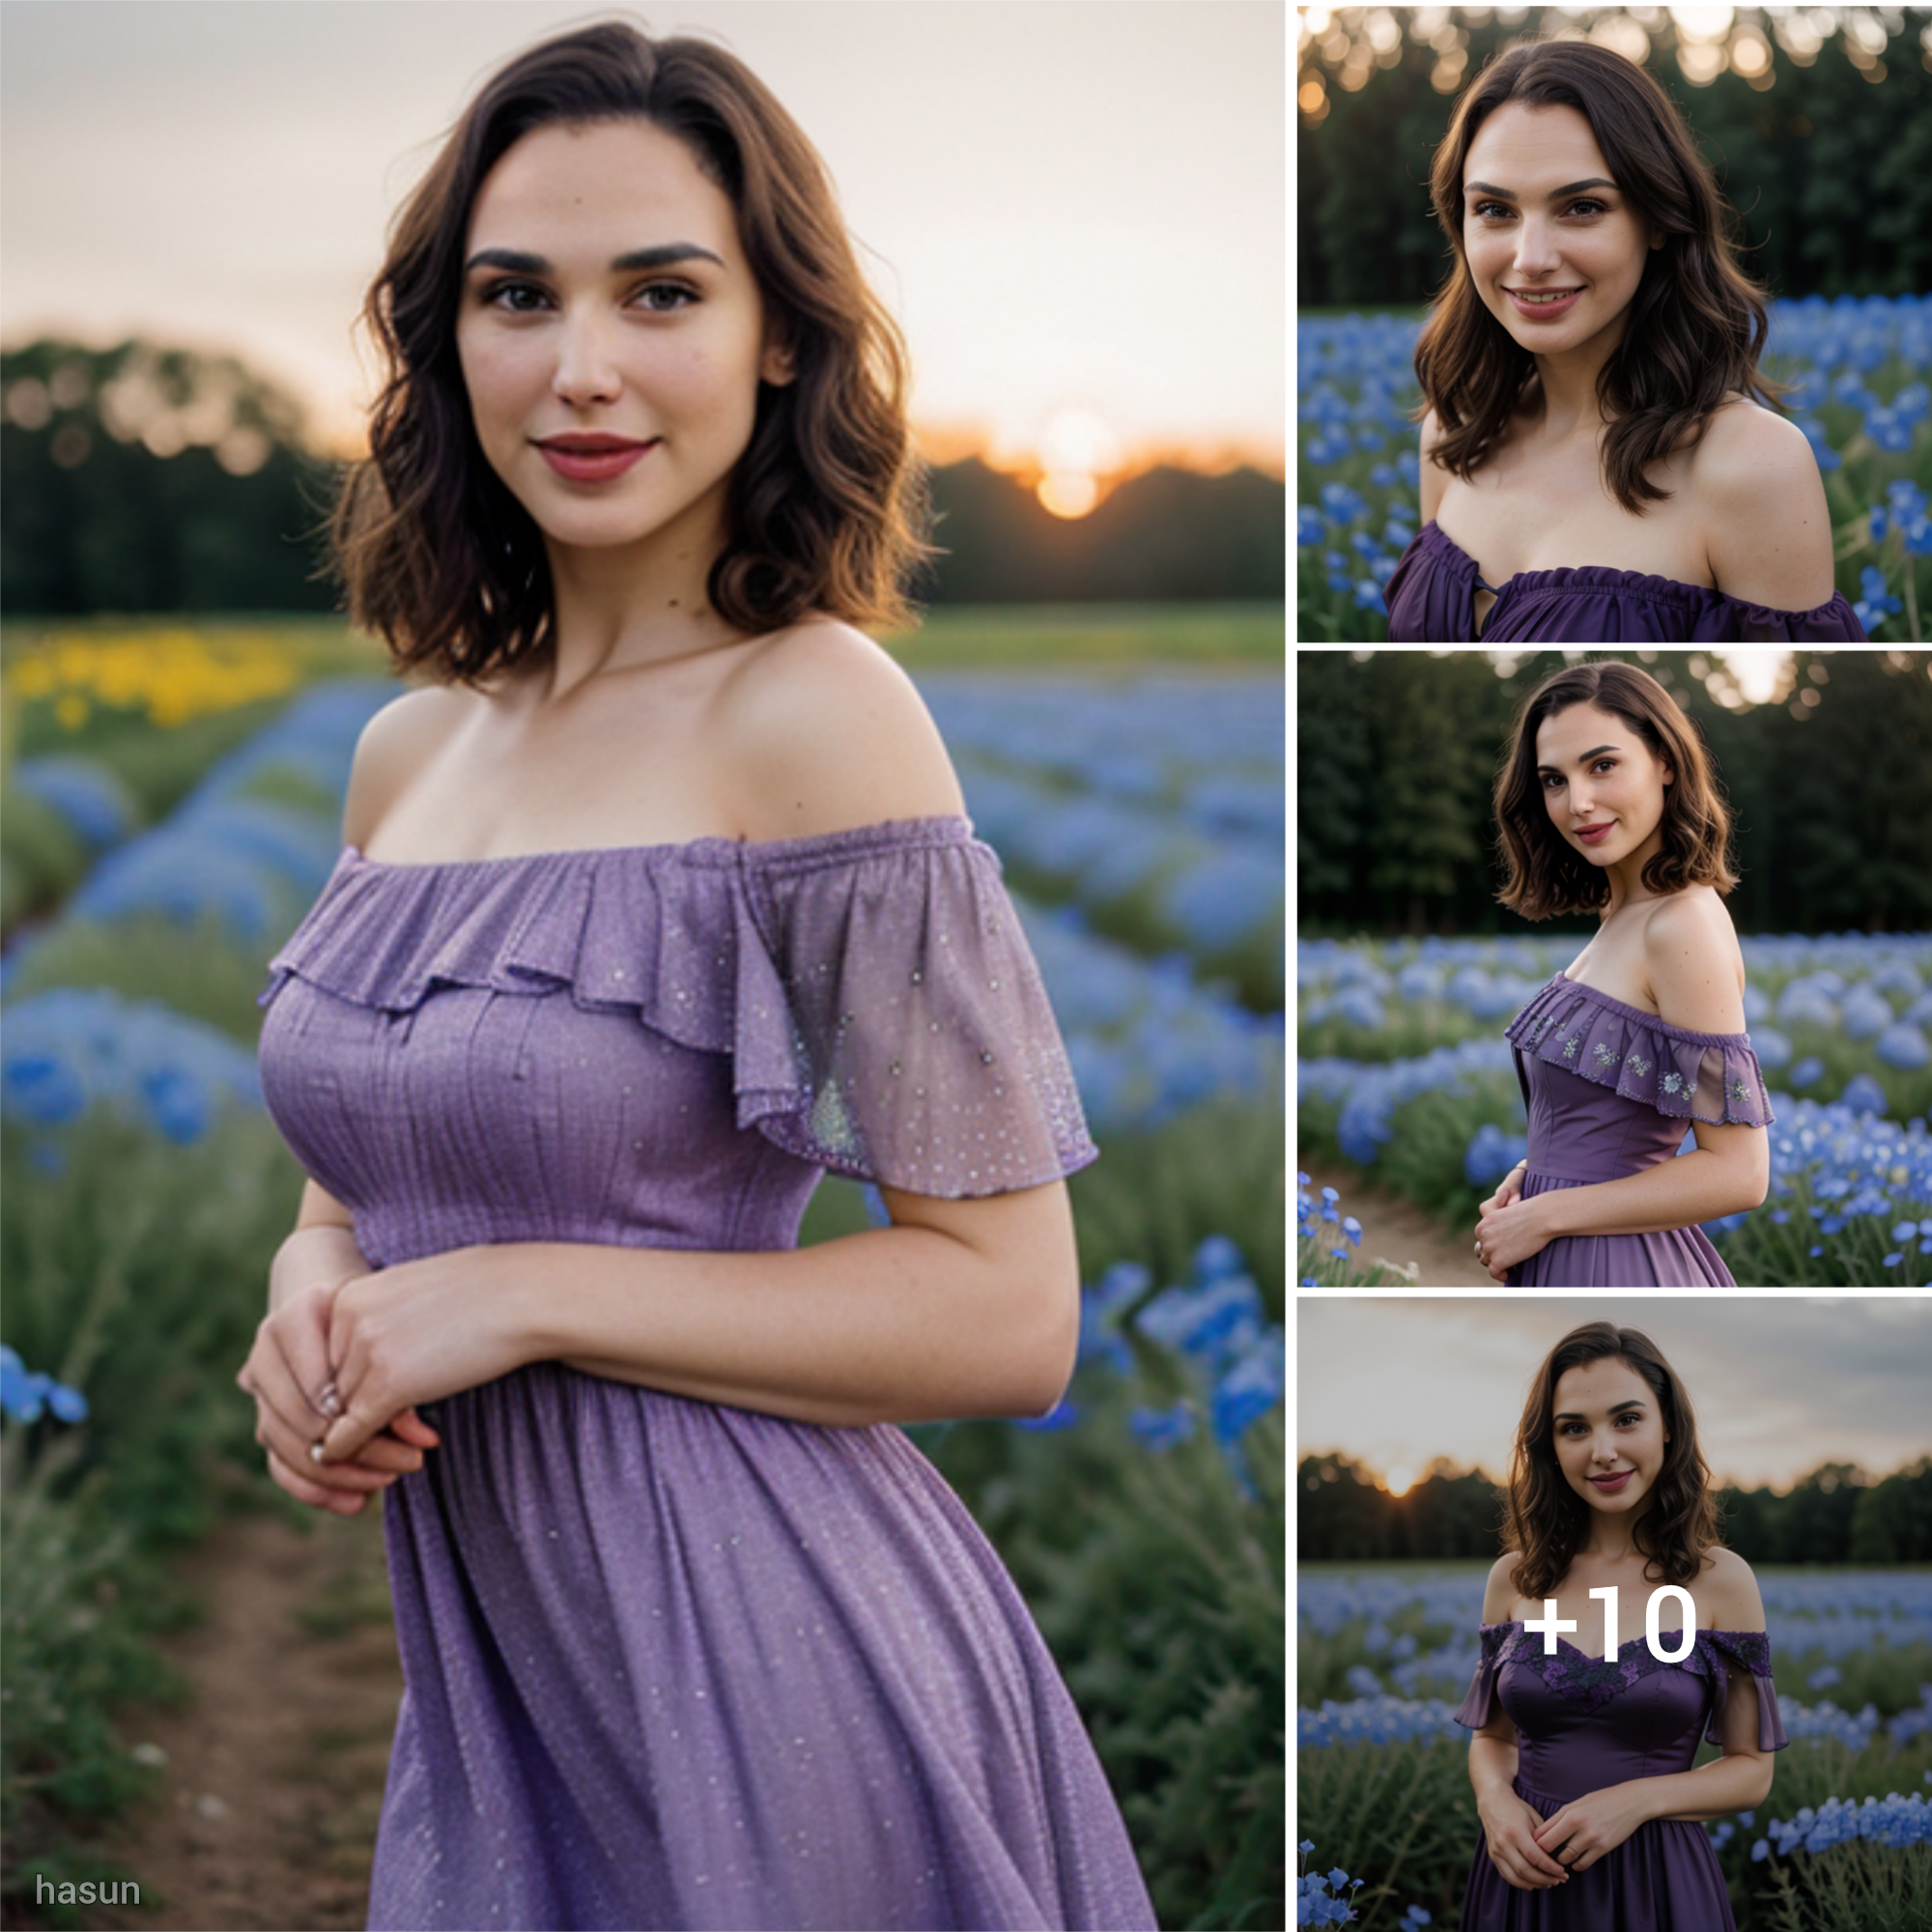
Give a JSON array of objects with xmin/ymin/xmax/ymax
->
[
  {"xmin": 1754, "ymin": 1839, "xmax": 1932, "ymax": 1932},
  {"xmin": 1068, "ymin": 1090, "xmax": 1286, "ymax": 1323},
  {"xmin": 0, "ymin": 1435, "xmax": 187, "ymax": 1931},
  {"xmin": 1721, "ymin": 1463, "xmax": 1932, "ymax": 1567},
  {"xmin": 0, "ymin": 1105, "xmax": 303, "ymax": 1903},
  {"xmin": 0, "ymin": 1107, "xmax": 298, "ymax": 1541},
  {"xmin": 1297, "ymin": 1736, "xmax": 1480, "ymax": 1928},
  {"xmin": 8, "ymin": 687, "xmax": 295, "ymax": 817},
  {"xmin": 0, "ymin": 781, "xmax": 91, "ymax": 934},
  {"xmin": 0, "ymin": 340, "xmax": 339, "ymax": 616},
  {"xmin": 0, "ymin": 907, "xmax": 304, "ymax": 1042},
  {"xmin": 927, "ymin": 1385, "xmax": 1283, "ymax": 1930},
  {"xmin": 887, "ymin": 602, "xmax": 1285, "ymax": 666},
  {"xmin": 1377, "ymin": 1080, "xmax": 1523, "ymax": 1231}
]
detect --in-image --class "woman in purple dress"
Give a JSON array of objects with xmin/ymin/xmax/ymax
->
[
  {"xmin": 1470, "ymin": 660, "xmax": 1772, "ymax": 1288},
  {"xmin": 233, "ymin": 23, "xmax": 1155, "ymax": 1930},
  {"xmin": 1382, "ymin": 39, "xmax": 1865, "ymax": 643},
  {"xmin": 1456, "ymin": 1321, "xmax": 1786, "ymax": 1929}
]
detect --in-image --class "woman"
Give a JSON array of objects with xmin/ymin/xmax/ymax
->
[
  {"xmin": 1383, "ymin": 38, "xmax": 1866, "ymax": 643},
  {"xmin": 235, "ymin": 23, "xmax": 1156, "ymax": 1931},
  {"xmin": 1456, "ymin": 1322, "xmax": 1785, "ymax": 1928},
  {"xmin": 1473, "ymin": 659, "xmax": 1773, "ymax": 1286}
]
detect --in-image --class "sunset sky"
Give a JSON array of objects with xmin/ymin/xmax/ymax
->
[
  {"xmin": 1297, "ymin": 1296, "xmax": 1932, "ymax": 1492},
  {"xmin": 0, "ymin": 0, "xmax": 1285, "ymax": 507}
]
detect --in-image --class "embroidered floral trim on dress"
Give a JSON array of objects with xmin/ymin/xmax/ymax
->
[
  {"xmin": 1502, "ymin": 975, "xmax": 1776, "ymax": 1127},
  {"xmin": 1471, "ymin": 1622, "xmax": 1772, "ymax": 1710},
  {"xmin": 1456, "ymin": 1620, "xmax": 1788, "ymax": 1751}
]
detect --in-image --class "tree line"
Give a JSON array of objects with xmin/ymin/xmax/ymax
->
[
  {"xmin": 1297, "ymin": 648, "xmax": 1932, "ymax": 939},
  {"xmin": 0, "ymin": 337, "xmax": 1282, "ymax": 616},
  {"xmin": 1299, "ymin": 1451, "xmax": 1932, "ymax": 1566},
  {"xmin": 1299, "ymin": 8, "xmax": 1932, "ymax": 308}
]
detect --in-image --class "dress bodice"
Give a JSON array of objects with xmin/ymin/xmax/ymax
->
[
  {"xmin": 1455, "ymin": 1621, "xmax": 1788, "ymax": 1805},
  {"xmin": 1503, "ymin": 974, "xmax": 1775, "ymax": 1185},
  {"xmin": 254, "ymin": 816, "xmax": 1097, "ymax": 1270}
]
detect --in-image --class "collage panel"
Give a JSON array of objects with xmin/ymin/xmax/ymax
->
[
  {"xmin": 1297, "ymin": 649, "xmax": 1932, "ymax": 1293},
  {"xmin": 1292, "ymin": 1294, "xmax": 1932, "ymax": 1929}
]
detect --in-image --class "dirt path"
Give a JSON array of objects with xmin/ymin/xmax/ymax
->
[
  {"xmin": 1297, "ymin": 1153, "xmax": 1502, "ymax": 1288},
  {"xmin": 75, "ymin": 1483, "xmax": 402, "ymax": 1932}
]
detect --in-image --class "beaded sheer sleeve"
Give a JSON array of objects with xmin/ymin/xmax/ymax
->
[{"xmin": 729, "ymin": 818, "xmax": 1099, "ymax": 1194}]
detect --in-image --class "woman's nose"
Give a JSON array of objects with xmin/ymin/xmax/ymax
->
[
  {"xmin": 551, "ymin": 312, "xmax": 622, "ymax": 405},
  {"xmin": 1514, "ymin": 222, "xmax": 1565, "ymax": 273}
]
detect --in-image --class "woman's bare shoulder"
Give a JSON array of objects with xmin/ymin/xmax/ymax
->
[
  {"xmin": 714, "ymin": 615, "xmax": 966, "ymax": 840},
  {"xmin": 1644, "ymin": 889, "xmax": 1747, "ymax": 1029},
  {"xmin": 1481, "ymin": 1551, "xmax": 1522, "ymax": 1624},
  {"xmin": 1696, "ymin": 1546, "xmax": 1767, "ymax": 1631}
]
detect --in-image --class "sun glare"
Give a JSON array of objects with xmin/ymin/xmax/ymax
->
[
  {"xmin": 1028, "ymin": 407, "xmax": 1124, "ymax": 520},
  {"xmin": 1384, "ymin": 1465, "xmax": 1414, "ymax": 1497}
]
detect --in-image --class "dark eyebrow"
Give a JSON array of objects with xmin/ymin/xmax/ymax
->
[
  {"xmin": 1465, "ymin": 178, "xmax": 1617, "ymax": 202},
  {"xmin": 1536, "ymin": 744, "xmax": 1620, "ymax": 774},
  {"xmin": 463, "ymin": 242, "xmax": 726, "ymax": 276},
  {"xmin": 1553, "ymin": 1402, "xmax": 1646, "ymax": 1422}
]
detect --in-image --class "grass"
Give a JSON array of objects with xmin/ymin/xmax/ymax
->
[{"xmin": 2, "ymin": 603, "xmax": 1286, "ymax": 680}]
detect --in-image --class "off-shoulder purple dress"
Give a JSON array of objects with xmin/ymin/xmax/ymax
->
[
  {"xmin": 1501, "ymin": 975, "xmax": 1776, "ymax": 1287},
  {"xmin": 254, "ymin": 816, "xmax": 1156, "ymax": 1932},
  {"xmin": 1383, "ymin": 522, "xmax": 1868, "ymax": 641},
  {"xmin": 1455, "ymin": 1621, "xmax": 1788, "ymax": 1929}
]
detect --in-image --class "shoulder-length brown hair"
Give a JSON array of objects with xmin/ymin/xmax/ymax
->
[
  {"xmin": 327, "ymin": 18, "xmax": 936, "ymax": 685},
  {"xmin": 1503, "ymin": 1322, "xmax": 1722, "ymax": 1602},
  {"xmin": 1493, "ymin": 657, "xmax": 1739, "ymax": 920},
  {"xmin": 1409, "ymin": 37, "xmax": 1789, "ymax": 519}
]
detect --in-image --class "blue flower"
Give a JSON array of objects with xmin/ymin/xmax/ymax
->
[
  {"xmin": 1838, "ymin": 1072, "xmax": 1889, "ymax": 1117},
  {"xmin": 1875, "ymin": 1022, "xmax": 1931, "ymax": 1070},
  {"xmin": 1128, "ymin": 1400, "xmax": 1195, "ymax": 1450},
  {"xmin": 1298, "ymin": 505, "xmax": 1325, "ymax": 548},
  {"xmin": 1015, "ymin": 1397, "xmax": 1080, "ymax": 1432}
]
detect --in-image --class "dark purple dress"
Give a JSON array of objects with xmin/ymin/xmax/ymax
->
[
  {"xmin": 1501, "ymin": 975, "xmax": 1775, "ymax": 1288},
  {"xmin": 1455, "ymin": 1621, "xmax": 1788, "ymax": 1930},
  {"xmin": 1383, "ymin": 522, "xmax": 1868, "ymax": 641},
  {"xmin": 254, "ymin": 817, "xmax": 1157, "ymax": 1932}
]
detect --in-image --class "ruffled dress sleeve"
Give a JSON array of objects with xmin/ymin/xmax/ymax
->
[
  {"xmin": 1454, "ymin": 1623, "xmax": 1517, "ymax": 1730},
  {"xmin": 1504, "ymin": 976, "xmax": 1776, "ymax": 1128},
  {"xmin": 731, "ymin": 818, "xmax": 1098, "ymax": 1197},
  {"xmin": 1696, "ymin": 1630, "xmax": 1789, "ymax": 1751}
]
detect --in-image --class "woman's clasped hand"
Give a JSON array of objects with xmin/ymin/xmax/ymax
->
[
  {"xmin": 1529, "ymin": 1782, "xmax": 1657, "ymax": 1875},
  {"xmin": 234, "ymin": 1277, "xmax": 441, "ymax": 1515},
  {"xmin": 1475, "ymin": 1787, "xmax": 1572, "ymax": 1889},
  {"xmin": 1473, "ymin": 1164, "xmax": 1550, "ymax": 1283}
]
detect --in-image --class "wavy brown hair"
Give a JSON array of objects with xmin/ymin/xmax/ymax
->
[
  {"xmin": 1493, "ymin": 657, "xmax": 1739, "ymax": 920},
  {"xmin": 327, "ymin": 17, "xmax": 936, "ymax": 685},
  {"xmin": 1409, "ymin": 37, "xmax": 1789, "ymax": 518},
  {"xmin": 1503, "ymin": 1322, "xmax": 1723, "ymax": 1602}
]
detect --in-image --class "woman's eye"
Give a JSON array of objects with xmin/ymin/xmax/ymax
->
[
  {"xmin": 479, "ymin": 281, "xmax": 696, "ymax": 313},
  {"xmin": 1475, "ymin": 198, "xmax": 1606, "ymax": 220}
]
